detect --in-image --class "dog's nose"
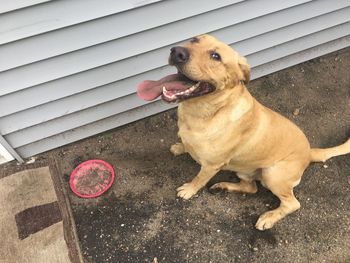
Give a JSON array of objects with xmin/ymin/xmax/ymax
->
[{"xmin": 170, "ymin": 46, "xmax": 189, "ymax": 64}]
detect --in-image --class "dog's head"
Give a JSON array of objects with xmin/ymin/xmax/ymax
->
[{"xmin": 137, "ymin": 34, "xmax": 250, "ymax": 103}]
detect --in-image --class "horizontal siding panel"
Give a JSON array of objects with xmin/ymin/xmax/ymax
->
[
  {"xmin": 251, "ymin": 35, "xmax": 350, "ymax": 80},
  {"xmin": 16, "ymin": 100, "xmax": 175, "ymax": 158},
  {"xmin": 15, "ymin": 36, "xmax": 350, "ymax": 157},
  {"xmin": 211, "ymin": 1, "xmax": 350, "ymax": 43},
  {"xmin": 0, "ymin": 66, "xmax": 173, "ymax": 135},
  {"xmin": 0, "ymin": 0, "xmax": 51, "ymax": 14},
  {"xmin": 0, "ymin": 0, "xmax": 310, "ymax": 95},
  {"xmin": 0, "ymin": 0, "xmax": 163, "ymax": 45},
  {"xmin": 0, "ymin": 0, "xmax": 244, "ymax": 71},
  {"xmin": 7, "ymin": 94, "xmax": 149, "ymax": 148},
  {"xmin": 5, "ymin": 27, "xmax": 350, "ymax": 147},
  {"xmin": 232, "ymin": 8, "xmax": 350, "ymax": 57},
  {"xmin": 0, "ymin": 65, "xmax": 173, "ymax": 123},
  {"xmin": 0, "ymin": 6, "xmax": 348, "ymax": 120},
  {"xmin": 246, "ymin": 22, "xmax": 350, "ymax": 67}
]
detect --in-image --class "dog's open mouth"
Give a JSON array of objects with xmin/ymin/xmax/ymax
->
[{"xmin": 137, "ymin": 73, "xmax": 215, "ymax": 102}]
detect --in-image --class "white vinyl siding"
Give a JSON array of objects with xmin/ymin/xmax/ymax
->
[{"xmin": 0, "ymin": 0, "xmax": 349, "ymax": 160}]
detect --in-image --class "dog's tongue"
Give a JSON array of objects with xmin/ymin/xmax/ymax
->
[
  {"xmin": 137, "ymin": 80, "xmax": 163, "ymax": 101},
  {"xmin": 137, "ymin": 74, "xmax": 194, "ymax": 101}
]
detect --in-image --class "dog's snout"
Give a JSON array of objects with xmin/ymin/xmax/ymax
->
[{"xmin": 170, "ymin": 46, "xmax": 189, "ymax": 64}]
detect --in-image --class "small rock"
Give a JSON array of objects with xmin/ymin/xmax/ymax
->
[
  {"xmin": 323, "ymin": 164, "xmax": 328, "ymax": 168},
  {"xmin": 253, "ymin": 247, "xmax": 258, "ymax": 252},
  {"xmin": 25, "ymin": 157, "xmax": 36, "ymax": 164},
  {"xmin": 293, "ymin": 108, "xmax": 300, "ymax": 116}
]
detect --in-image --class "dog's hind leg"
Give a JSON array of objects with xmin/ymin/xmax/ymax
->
[
  {"xmin": 209, "ymin": 174, "xmax": 258, "ymax": 194},
  {"xmin": 255, "ymin": 160, "xmax": 306, "ymax": 230}
]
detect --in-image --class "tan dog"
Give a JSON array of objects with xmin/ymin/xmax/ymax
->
[{"xmin": 137, "ymin": 35, "xmax": 350, "ymax": 230}]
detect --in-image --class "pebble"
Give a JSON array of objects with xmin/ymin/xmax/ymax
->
[
  {"xmin": 25, "ymin": 157, "xmax": 36, "ymax": 164},
  {"xmin": 293, "ymin": 108, "xmax": 300, "ymax": 116}
]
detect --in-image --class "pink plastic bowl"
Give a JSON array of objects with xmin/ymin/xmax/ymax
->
[{"xmin": 69, "ymin": 159, "xmax": 115, "ymax": 198}]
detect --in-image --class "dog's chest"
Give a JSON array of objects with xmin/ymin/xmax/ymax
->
[
  {"xmin": 177, "ymin": 99, "xmax": 253, "ymax": 164},
  {"xmin": 177, "ymin": 115, "xmax": 237, "ymax": 164}
]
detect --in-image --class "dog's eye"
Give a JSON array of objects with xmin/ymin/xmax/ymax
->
[{"xmin": 210, "ymin": 52, "xmax": 221, "ymax": 61}]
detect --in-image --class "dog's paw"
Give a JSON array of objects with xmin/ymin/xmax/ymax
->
[
  {"xmin": 170, "ymin": 143, "xmax": 185, "ymax": 156},
  {"xmin": 176, "ymin": 183, "xmax": 198, "ymax": 200},
  {"xmin": 255, "ymin": 211, "xmax": 277, "ymax": 231}
]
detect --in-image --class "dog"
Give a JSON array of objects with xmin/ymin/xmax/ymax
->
[{"xmin": 137, "ymin": 34, "xmax": 350, "ymax": 230}]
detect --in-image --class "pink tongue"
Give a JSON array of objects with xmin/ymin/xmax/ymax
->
[
  {"xmin": 137, "ymin": 80, "xmax": 163, "ymax": 101},
  {"xmin": 137, "ymin": 74, "xmax": 193, "ymax": 101}
]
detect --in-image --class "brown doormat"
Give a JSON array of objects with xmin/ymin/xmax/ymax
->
[{"xmin": 0, "ymin": 167, "xmax": 83, "ymax": 263}]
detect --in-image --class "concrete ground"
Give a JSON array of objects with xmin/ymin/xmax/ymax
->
[{"xmin": 1, "ymin": 48, "xmax": 350, "ymax": 263}]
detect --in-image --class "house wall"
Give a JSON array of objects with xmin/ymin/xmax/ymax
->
[{"xmin": 0, "ymin": 0, "xmax": 349, "ymax": 161}]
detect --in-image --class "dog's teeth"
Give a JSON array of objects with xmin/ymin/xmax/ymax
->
[{"xmin": 164, "ymin": 83, "xmax": 200, "ymax": 99}]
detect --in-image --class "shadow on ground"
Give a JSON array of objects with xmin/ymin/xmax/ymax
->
[{"xmin": 2, "ymin": 48, "xmax": 350, "ymax": 263}]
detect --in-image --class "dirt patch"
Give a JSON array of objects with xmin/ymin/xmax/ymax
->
[{"xmin": 1, "ymin": 48, "xmax": 350, "ymax": 263}]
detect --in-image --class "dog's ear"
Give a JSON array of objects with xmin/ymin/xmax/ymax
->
[{"xmin": 238, "ymin": 56, "xmax": 250, "ymax": 84}]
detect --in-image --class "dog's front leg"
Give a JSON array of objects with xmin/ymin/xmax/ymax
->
[
  {"xmin": 177, "ymin": 165, "xmax": 218, "ymax": 200},
  {"xmin": 170, "ymin": 142, "xmax": 186, "ymax": 156}
]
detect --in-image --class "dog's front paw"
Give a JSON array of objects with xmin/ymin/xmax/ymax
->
[
  {"xmin": 170, "ymin": 143, "xmax": 185, "ymax": 156},
  {"xmin": 255, "ymin": 211, "xmax": 277, "ymax": 231},
  {"xmin": 176, "ymin": 183, "xmax": 198, "ymax": 200}
]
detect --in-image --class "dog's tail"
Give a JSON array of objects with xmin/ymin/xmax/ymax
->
[{"xmin": 310, "ymin": 138, "xmax": 350, "ymax": 162}]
